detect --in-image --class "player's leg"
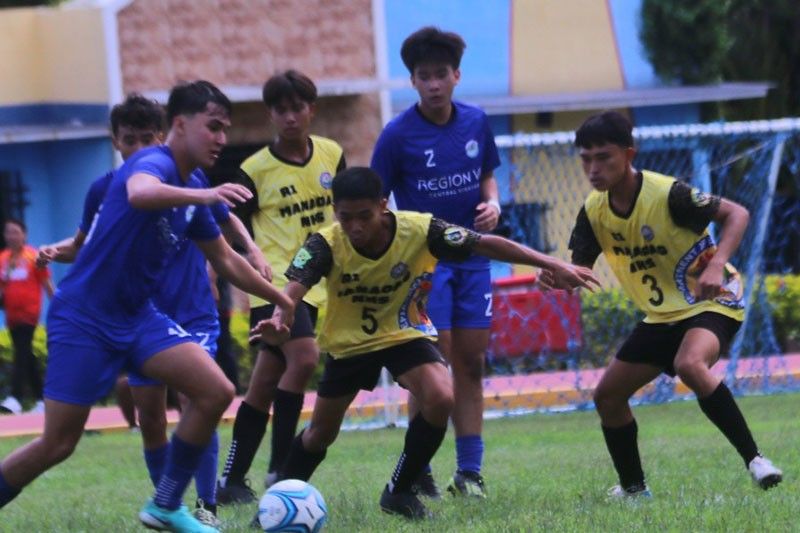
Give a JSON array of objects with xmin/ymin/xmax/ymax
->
[
  {"xmin": 136, "ymin": 339, "xmax": 233, "ymax": 531},
  {"xmin": 130, "ymin": 382, "xmax": 169, "ymax": 487},
  {"xmin": 267, "ymin": 336, "xmax": 318, "ymax": 484},
  {"xmin": 115, "ymin": 375, "xmax": 138, "ymax": 429},
  {"xmin": 673, "ymin": 314, "xmax": 782, "ymax": 489},
  {"xmin": 0, "ymin": 399, "xmax": 90, "ymax": 506},
  {"xmin": 444, "ymin": 268, "xmax": 492, "ymax": 497},
  {"xmin": 381, "ymin": 340, "xmax": 452, "ymax": 519},
  {"xmin": 217, "ymin": 346, "xmax": 283, "ymax": 504}
]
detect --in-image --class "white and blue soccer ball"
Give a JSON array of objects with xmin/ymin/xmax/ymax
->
[{"xmin": 257, "ymin": 479, "xmax": 328, "ymax": 533}]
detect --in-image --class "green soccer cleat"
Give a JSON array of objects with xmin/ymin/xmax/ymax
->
[{"xmin": 446, "ymin": 470, "xmax": 487, "ymax": 498}]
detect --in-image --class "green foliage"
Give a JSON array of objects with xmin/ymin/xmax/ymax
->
[
  {"xmin": 640, "ymin": 0, "xmax": 732, "ymax": 84},
  {"xmin": 0, "ymin": 395, "xmax": 797, "ymax": 531},
  {"xmin": 0, "ymin": 326, "xmax": 47, "ymax": 395},
  {"xmin": 579, "ymin": 288, "xmax": 643, "ymax": 367},
  {"xmin": 765, "ymin": 274, "xmax": 800, "ymax": 352}
]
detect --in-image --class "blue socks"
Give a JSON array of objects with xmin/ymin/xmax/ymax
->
[
  {"xmin": 144, "ymin": 443, "xmax": 170, "ymax": 488},
  {"xmin": 0, "ymin": 468, "xmax": 21, "ymax": 508},
  {"xmin": 456, "ymin": 435, "xmax": 484, "ymax": 474},
  {"xmin": 153, "ymin": 434, "xmax": 206, "ymax": 510},
  {"xmin": 194, "ymin": 431, "xmax": 219, "ymax": 505}
]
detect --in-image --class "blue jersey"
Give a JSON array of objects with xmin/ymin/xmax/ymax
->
[
  {"xmin": 79, "ymin": 171, "xmax": 113, "ymax": 235},
  {"xmin": 56, "ymin": 145, "xmax": 221, "ymax": 320},
  {"xmin": 371, "ymin": 101, "xmax": 500, "ymax": 269}
]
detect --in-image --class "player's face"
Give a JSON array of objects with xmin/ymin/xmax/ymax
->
[
  {"xmin": 269, "ymin": 98, "xmax": 314, "ymax": 143},
  {"xmin": 579, "ymin": 143, "xmax": 635, "ymax": 191},
  {"xmin": 112, "ymin": 126, "xmax": 163, "ymax": 161},
  {"xmin": 411, "ymin": 62, "xmax": 460, "ymax": 114},
  {"xmin": 3, "ymin": 222, "xmax": 25, "ymax": 250},
  {"xmin": 334, "ymin": 198, "xmax": 388, "ymax": 250},
  {"xmin": 181, "ymin": 103, "xmax": 231, "ymax": 168}
]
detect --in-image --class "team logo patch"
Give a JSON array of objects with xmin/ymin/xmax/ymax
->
[
  {"xmin": 390, "ymin": 262, "xmax": 409, "ymax": 280},
  {"xmin": 292, "ymin": 247, "xmax": 312, "ymax": 269},
  {"xmin": 398, "ymin": 272, "xmax": 437, "ymax": 336},
  {"xmin": 674, "ymin": 235, "xmax": 744, "ymax": 309},
  {"xmin": 465, "ymin": 139, "xmax": 479, "ymax": 158},
  {"xmin": 690, "ymin": 188, "xmax": 711, "ymax": 207},
  {"xmin": 319, "ymin": 172, "xmax": 333, "ymax": 189},
  {"xmin": 185, "ymin": 205, "xmax": 196, "ymax": 222},
  {"xmin": 641, "ymin": 225, "xmax": 654, "ymax": 242},
  {"xmin": 444, "ymin": 226, "xmax": 468, "ymax": 247}
]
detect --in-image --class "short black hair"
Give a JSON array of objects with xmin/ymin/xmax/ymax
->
[
  {"xmin": 574, "ymin": 111, "xmax": 634, "ymax": 149},
  {"xmin": 262, "ymin": 70, "xmax": 318, "ymax": 107},
  {"xmin": 400, "ymin": 26, "xmax": 466, "ymax": 74},
  {"xmin": 166, "ymin": 80, "xmax": 232, "ymax": 127},
  {"xmin": 332, "ymin": 167, "xmax": 384, "ymax": 203},
  {"xmin": 4, "ymin": 218, "xmax": 26, "ymax": 233},
  {"xmin": 109, "ymin": 93, "xmax": 164, "ymax": 136}
]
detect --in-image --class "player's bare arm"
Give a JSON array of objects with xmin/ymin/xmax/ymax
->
[
  {"xmin": 219, "ymin": 212, "xmax": 273, "ymax": 281},
  {"xmin": 473, "ymin": 173, "xmax": 500, "ymax": 232},
  {"xmin": 250, "ymin": 280, "xmax": 309, "ymax": 345},
  {"xmin": 127, "ymin": 173, "xmax": 252, "ymax": 209},
  {"xmin": 36, "ymin": 230, "xmax": 87, "ymax": 267},
  {"xmin": 196, "ymin": 235, "xmax": 294, "ymax": 322},
  {"xmin": 695, "ymin": 198, "xmax": 750, "ymax": 301}
]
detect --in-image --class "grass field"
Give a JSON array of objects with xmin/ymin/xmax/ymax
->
[{"xmin": 0, "ymin": 393, "xmax": 797, "ymax": 532}]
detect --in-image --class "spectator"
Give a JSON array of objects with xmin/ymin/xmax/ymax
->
[{"xmin": 0, "ymin": 219, "xmax": 54, "ymax": 414}]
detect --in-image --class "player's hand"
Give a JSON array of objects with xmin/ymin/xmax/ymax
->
[
  {"xmin": 203, "ymin": 183, "xmax": 253, "ymax": 207},
  {"xmin": 248, "ymin": 251, "xmax": 273, "ymax": 282},
  {"xmin": 694, "ymin": 260, "xmax": 724, "ymax": 300},
  {"xmin": 474, "ymin": 202, "xmax": 500, "ymax": 232},
  {"xmin": 537, "ymin": 269, "xmax": 556, "ymax": 291},
  {"xmin": 549, "ymin": 261, "xmax": 600, "ymax": 292},
  {"xmin": 249, "ymin": 317, "xmax": 290, "ymax": 346},
  {"xmin": 36, "ymin": 246, "xmax": 57, "ymax": 268}
]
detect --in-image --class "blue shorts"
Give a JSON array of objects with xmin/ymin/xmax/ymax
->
[
  {"xmin": 128, "ymin": 322, "xmax": 219, "ymax": 387},
  {"xmin": 44, "ymin": 298, "xmax": 196, "ymax": 406},
  {"xmin": 427, "ymin": 264, "xmax": 492, "ymax": 330}
]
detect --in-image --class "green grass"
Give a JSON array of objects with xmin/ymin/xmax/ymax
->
[{"xmin": 0, "ymin": 393, "xmax": 798, "ymax": 532}]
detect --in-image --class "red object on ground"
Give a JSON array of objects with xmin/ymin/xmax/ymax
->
[{"xmin": 489, "ymin": 274, "xmax": 583, "ymax": 358}]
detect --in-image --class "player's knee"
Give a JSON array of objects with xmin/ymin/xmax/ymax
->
[
  {"xmin": 674, "ymin": 359, "xmax": 704, "ymax": 386},
  {"xmin": 305, "ymin": 424, "xmax": 338, "ymax": 450},
  {"xmin": 455, "ymin": 354, "xmax": 484, "ymax": 383},
  {"xmin": 138, "ymin": 411, "xmax": 167, "ymax": 441},
  {"xmin": 593, "ymin": 386, "xmax": 622, "ymax": 415},
  {"xmin": 44, "ymin": 437, "xmax": 79, "ymax": 465}
]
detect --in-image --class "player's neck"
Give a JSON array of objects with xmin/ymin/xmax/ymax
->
[
  {"xmin": 272, "ymin": 136, "xmax": 311, "ymax": 164},
  {"xmin": 608, "ymin": 167, "xmax": 640, "ymax": 212},
  {"xmin": 417, "ymin": 101, "xmax": 453, "ymax": 126},
  {"xmin": 165, "ymin": 138, "xmax": 196, "ymax": 182},
  {"xmin": 353, "ymin": 212, "xmax": 395, "ymax": 258}
]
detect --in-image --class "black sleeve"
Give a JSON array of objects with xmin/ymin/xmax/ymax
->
[
  {"xmin": 426, "ymin": 217, "xmax": 482, "ymax": 262},
  {"xmin": 336, "ymin": 153, "xmax": 346, "ymax": 173},
  {"xmin": 230, "ymin": 169, "xmax": 259, "ymax": 234},
  {"xmin": 568, "ymin": 207, "xmax": 602, "ymax": 267},
  {"xmin": 668, "ymin": 180, "xmax": 721, "ymax": 234},
  {"xmin": 285, "ymin": 233, "xmax": 333, "ymax": 289}
]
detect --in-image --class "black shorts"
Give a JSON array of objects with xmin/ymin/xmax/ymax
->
[
  {"xmin": 317, "ymin": 338, "xmax": 446, "ymax": 398},
  {"xmin": 250, "ymin": 302, "xmax": 318, "ymax": 358},
  {"xmin": 615, "ymin": 311, "xmax": 741, "ymax": 376}
]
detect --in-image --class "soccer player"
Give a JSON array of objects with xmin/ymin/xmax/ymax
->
[
  {"xmin": 217, "ymin": 70, "xmax": 345, "ymax": 504},
  {"xmin": 558, "ymin": 110, "xmax": 783, "ymax": 497},
  {"xmin": 370, "ymin": 26, "xmax": 501, "ymax": 498},
  {"xmin": 0, "ymin": 80, "xmax": 293, "ymax": 533},
  {"xmin": 252, "ymin": 167, "xmax": 598, "ymax": 519},
  {"xmin": 39, "ymin": 93, "xmax": 267, "ymax": 526}
]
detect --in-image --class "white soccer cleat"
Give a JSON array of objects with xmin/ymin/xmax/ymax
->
[
  {"xmin": 0, "ymin": 396, "xmax": 22, "ymax": 415},
  {"xmin": 748, "ymin": 455, "xmax": 783, "ymax": 490},
  {"xmin": 607, "ymin": 483, "xmax": 652, "ymax": 499},
  {"xmin": 27, "ymin": 400, "xmax": 45, "ymax": 414}
]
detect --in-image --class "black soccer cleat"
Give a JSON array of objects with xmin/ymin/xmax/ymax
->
[
  {"xmin": 411, "ymin": 470, "xmax": 442, "ymax": 500},
  {"xmin": 379, "ymin": 485, "xmax": 431, "ymax": 520},
  {"xmin": 446, "ymin": 469, "xmax": 487, "ymax": 498},
  {"xmin": 216, "ymin": 478, "xmax": 257, "ymax": 505}
]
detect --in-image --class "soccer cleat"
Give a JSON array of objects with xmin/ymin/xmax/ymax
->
[
  {"xmin": 264, "ymin": 470, "xmax": 279, "ymax": 489},
  {"xmin": 27, "ymin": 400, "xmax": 45, "ymax": 414},
  {"xmin": 607, "ymin": 483, "xmax": 652, "ymax": 499},
  {"xmin": 216, "ymin": 478, "xmax": 256, "ymax": 505},
  {"xmin": 446, "ymin": 470, "xmax": 487, "ymax": 498},
  {"xmin": 379, "ymin": 485, "xmax": 430, "ymax": 520},
  {"xmin": 748, "ymin": 455, "xmax": 783, "ymax": 490},
  {"xmin": 411, "ymin": 470, "xmax": 442, "ymax": 500},
  {"xmin": 193, "ymin": 499, "xmax": 221, "ymax": 528},
  {"xmin": 139, "ymin": 500, "xmax": 219, "ymax": 532},
  {"xmin": 0, "ymin": 396, "xmax": 22, "ymax": 415}
]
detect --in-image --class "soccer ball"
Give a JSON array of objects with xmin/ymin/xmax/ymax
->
[{"xmin": 257, "ymin": 479, "xmax": 328, "ymax": 533}]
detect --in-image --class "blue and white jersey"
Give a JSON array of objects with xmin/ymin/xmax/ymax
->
[
  {"xmin": 154, "ymin": 171, "xmax": 229, "ymax": 332},
  {"xmin": 56, "ymin": 145, "xmax": 221, "ymax": 320},
  {"xmin": 371, "ymin": 101, "xmax": 500, "ymax": 269}
]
